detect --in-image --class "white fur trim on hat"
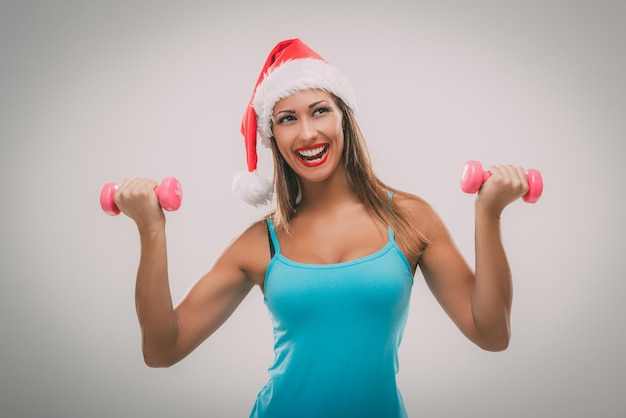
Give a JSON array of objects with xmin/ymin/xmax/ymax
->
[
  {"xmin": 252, "ymin": 58, "xmax": 357, "ymax": 149},
  {"xmin": 232, "ymin": 169, "xmax": 273, "ymax": 206}
]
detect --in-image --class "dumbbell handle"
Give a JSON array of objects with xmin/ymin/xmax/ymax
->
[
  {"xmin": 100, "ymin": 177, "xmax": 182, "ymax": 216},
  {"xmin": 461, "ymin": 160, "xmax": 543, "ymax": 203}
]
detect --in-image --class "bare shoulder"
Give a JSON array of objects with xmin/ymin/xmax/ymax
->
[
  {"xmin": 220, "ymin": 218, "xmax": 271, "ymax": 288},
  {"xmin": 392, "ymin": 190, "xmax": 431, "ymax": 212},
  {"xmin": 392, "ymin": 190, "xmax": 444, "ymax": 237}
]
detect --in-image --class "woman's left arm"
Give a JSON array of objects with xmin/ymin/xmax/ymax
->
[{"xmin": 416, "ymin": 165, "xmax": 529, "ymax": 351}]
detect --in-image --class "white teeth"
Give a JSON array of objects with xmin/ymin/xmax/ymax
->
[{"xmin": 297, "ymin": 145, "xmax": 326, "ymax": 158}]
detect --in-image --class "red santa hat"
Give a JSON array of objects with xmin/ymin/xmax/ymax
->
[{"xmin": 233, "ymin": 38, "xmax": 357, "ymax": 206}]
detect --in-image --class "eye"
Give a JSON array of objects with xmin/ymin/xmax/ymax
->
[
  {"xmin": 313, "ymin": 106, "xmax": 330, "ymax": 116},
  {"xmin": 275, "ymin": 114, "xmax": 296, "ymax": 124}
]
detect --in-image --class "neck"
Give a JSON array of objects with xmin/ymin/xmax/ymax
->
[{"xmin": 297, "ymin": 166, "xmax": 358, "ymax": 212}]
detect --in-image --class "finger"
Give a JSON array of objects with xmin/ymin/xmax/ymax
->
[
  {"xmin": 485, "ymin": 164, "xmax": 509, "ymax": 181},
  {"xmin": 114, "ymin": 178, "xmax": 159, "ymax": 207},
  {"xmin": 504, "ymin": 165, "xmax": 528, "ymax": 196},
  {"xmin": 514, "ymin": 166, "xmax": 529, "ymax": 194},
  {"xmin": 503, "ymin": 165, "xmax": 529, "ymax": 197},
  {"xmin": 486, "ymin": 165, "xmax": 527, "ymax": 197}
]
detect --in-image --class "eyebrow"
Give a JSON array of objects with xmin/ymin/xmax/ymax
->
[{"xmin": 273, "ymin": 100, "xmax": 330, "ymax": 117}]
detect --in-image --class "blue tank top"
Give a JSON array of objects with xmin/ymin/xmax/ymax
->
[{"xmin": 250, "ymin": 217, "xmax": 414, "ymax": 418}]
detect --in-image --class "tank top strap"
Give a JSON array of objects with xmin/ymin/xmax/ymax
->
[
  {"xmin": 386, "ymin": 190, "xmax": 397, "ymax": 244},
  {"xmin": 387, "ymin": 225, "xmax": 396, "ymax": 244},
  {"xmin": 266, "ymin": 218, "xmax": 280, "ymax": 258}
]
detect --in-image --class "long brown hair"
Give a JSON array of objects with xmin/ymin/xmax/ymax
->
[{"xmin": 268, "ymin": 93, "xmax": 428, "ymax": 256}]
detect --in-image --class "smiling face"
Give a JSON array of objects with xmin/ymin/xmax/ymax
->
[{"xmin": 271, "ymin": 89, "xmax": 345, "ymax": 186}]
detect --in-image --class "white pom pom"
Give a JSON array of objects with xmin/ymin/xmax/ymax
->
[{"xmin": 232, "ymin": 170, "xmax": 273, "ymax": 206}]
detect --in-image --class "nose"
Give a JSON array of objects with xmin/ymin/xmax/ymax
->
[{"xmin": 298, "ymin": 117, "xmax": 318, "ymax": 142}]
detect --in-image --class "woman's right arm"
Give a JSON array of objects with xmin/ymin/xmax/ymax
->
[{"xmin": 115, "ymin": 179, "xmax": 264, "ymax": 367}]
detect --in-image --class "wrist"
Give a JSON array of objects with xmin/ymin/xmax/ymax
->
[
  {"xmin": 475, "ymin": 200, "xmax": 503, "ymax": 222},
  {"xmin": 137, "ymin": 218, "xmax": 166, "ymax": 237}
]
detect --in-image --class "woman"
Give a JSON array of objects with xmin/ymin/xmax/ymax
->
[{"xmin": 113, "ymin": 39, "xmax": 530, "ymax": 417}]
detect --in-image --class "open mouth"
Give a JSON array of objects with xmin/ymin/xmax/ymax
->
[{"xmin": 295, "ymin": 144, "xmax": 329, "ymax": 167}]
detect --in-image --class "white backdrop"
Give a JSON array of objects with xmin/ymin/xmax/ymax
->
[{"xmin": 1, "ymin": 1, "xmax": 624, "ymax": 417}]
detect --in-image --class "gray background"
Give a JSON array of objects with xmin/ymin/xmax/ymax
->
[{"xmin": 1, "ymin": 0, "xmax": 624, "ymax": 417}]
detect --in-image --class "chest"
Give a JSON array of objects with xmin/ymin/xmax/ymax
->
[
  {"xmin": 277, "ymin": 213, "xmax": 388, "ymax": 265},
  {"xmin": 264, "ymin": 246, "xmax": 413, "ymax": 329}
]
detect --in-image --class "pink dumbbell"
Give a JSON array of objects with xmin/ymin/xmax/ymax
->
[
  {"xmin": 461, "ymin": 160, "xmax": 543, "ymax": 203},
  {"xmin": 100, "ymin": 177, "xmax": 183, "ymax": 216}
]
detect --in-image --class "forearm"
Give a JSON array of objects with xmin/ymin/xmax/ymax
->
[
  {"xmin": 472, "ymin": 204, "xmax": 513, "ymax": 350},
  {"xmin": 135, "ymin": 223, "xmax": 179, "ymax": 365}
]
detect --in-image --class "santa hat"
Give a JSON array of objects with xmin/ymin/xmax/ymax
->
[{"xmin": 233, "ymin": 38, "xmax": 357, "ymax": 206}]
